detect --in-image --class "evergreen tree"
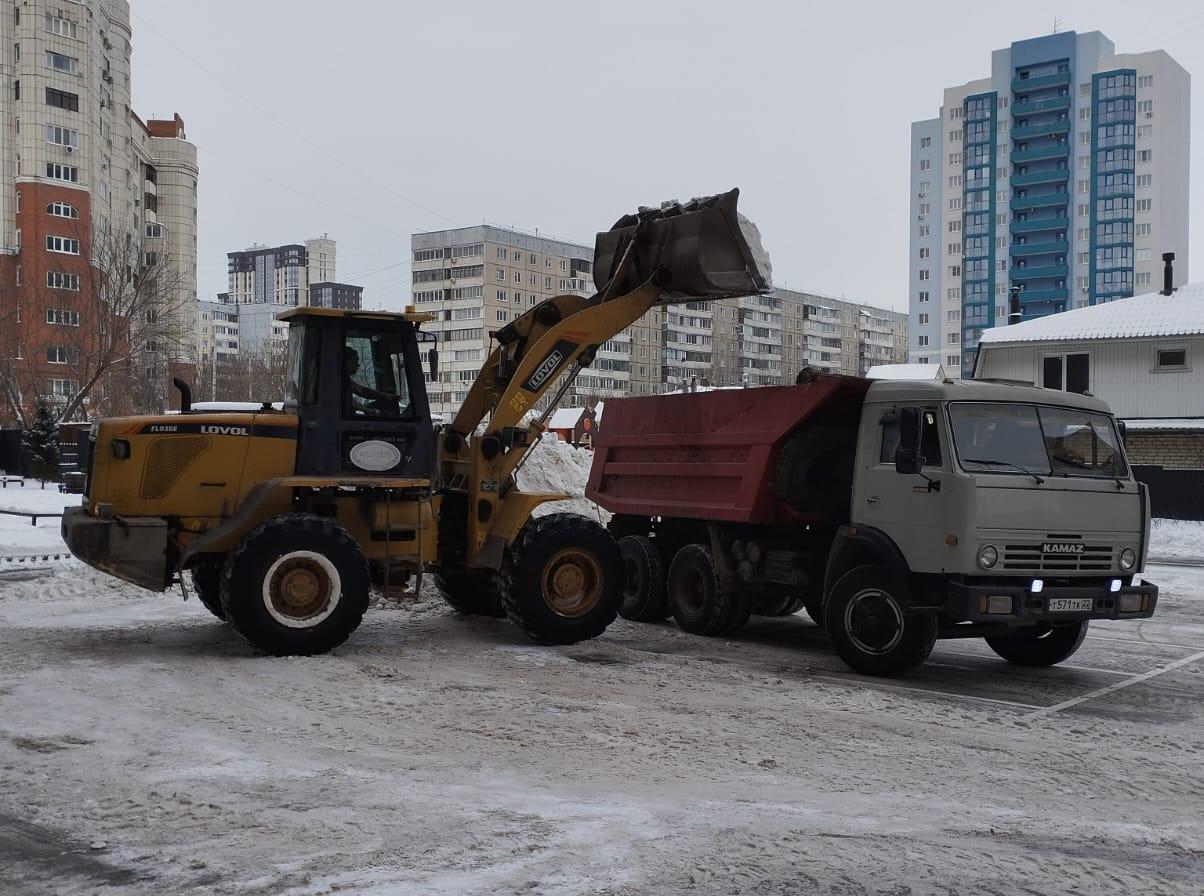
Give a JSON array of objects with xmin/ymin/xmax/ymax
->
[{"xmin": 21, "ymin": 403, "xmax": 60, "ymax": 488}]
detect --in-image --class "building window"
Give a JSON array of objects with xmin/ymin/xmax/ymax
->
[
  {"xmin": 45, "ymin": 50, "xmax": 78, "ymax": 74},
  {"xmin": 1154, "ymin": 348, "xmax": 1188, "ymax": 371},
  {"xmin": 947, "ymin": 333, "xmax": 960, "ymax": 345},
  {"xmin": 47, "ymin": 201, "xmax": 79, "ymax": 219},
  {"xmin": 918, "ymin": 291, "xmax": 929, "ymax": 303},
  {"xmin": 513, "ymin": 271, "xmax": 521, "ymax": 283},
  {"xmin": 47, "ymin": 271, "xmax": 80, "ymax": 290},
  {"xmin": 496, "ymin": 247, "xmax": 507, "ymax": 260},
  {"xmin": 1137, "ymin": 199, "xmax": 1152, "ymax": 212},
  {"xmin": 919, "ymin": 225, "xmax": 930, "ymax": 237},
  {"xmin": 46, "ymin": 235, "xmax": 80, "ymax": 254},
  {"xmin": 918, "ymin": 335, "xmax": 929, "ymax": 347},
  {"xmin": 49, "ymin": 378, "xmax": 78, "ymax": 397},
  {"xmin": 496, "ymin": 289, "xmax": 506, "ymax": 301},
  {"xmin": 1138, "ymin": 149, "xmax": 1152, "ymax": 162},
  {"xmin": 1137, "ymin": 100, "xmax": 1153, "ymax": 116},
  {"xmin": 47, "ymin": 345, "xmax": 73, "ymax": 364},
  {"xmin": 918, "ymin": 313, "xmax": 929, "ymax": 325},
  {"xmin": 44, "ymin": 13, "xmax": 79, "ymax": 38},
  {"xmin": 46, "ymin": 162, "xmax": 79, "ymax": 182},
  {"xmin": 1042, "ymin": 353, "xmax": 1090, "ymax": 394},
  {"xmin": 45, "ymin": 87, "xmax": 79, "ymax": 111},
  {"xmin": 1136, "ymin": 223, "xmax": 1152, "ymax": 236},
  {"xmin": 495, "ymin": 269, "xmax": 505, "ymax": 281},
  {"xmin": 918, "ymin": 247, "xmax": 929, "ymax": 259},
  {"xmin": 47, "ymin": 309, "xmax": 80, "ymax": 326},
  {"xmin": 918, "ymin": 270, "xmax": 930, "ymax": 281},
  {"xmin": 496, "ymin": 309, "xmax": 508, "ymax": 322},
  {"xmin": 920, "ymin": 136, "xmax": 932, "ymax": 149}
]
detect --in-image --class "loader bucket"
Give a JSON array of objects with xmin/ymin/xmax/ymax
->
[{"xmin": 592, "ymin": 188, "xmax": 773, "ymax": 303}]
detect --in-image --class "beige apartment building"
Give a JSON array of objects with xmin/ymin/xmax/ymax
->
[
  {"xmin": 0, "ymin": 0, "xmax": 198, "ymax": 422},
  {"xmin": 411, "ymin": 225, "xmax": 907, "ymax": 415}
]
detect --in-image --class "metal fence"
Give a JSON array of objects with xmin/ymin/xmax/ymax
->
[{"xmin": 1132, "ymin": 466, "xmax": 1204, "ymax": 521}]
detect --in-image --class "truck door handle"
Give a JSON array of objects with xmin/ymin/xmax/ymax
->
[{"xmin": 865, "ymin": 496, "xmax": 880, "ymax": 504}]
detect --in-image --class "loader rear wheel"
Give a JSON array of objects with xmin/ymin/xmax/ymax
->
[
  {"xmin": 500, "ymin": 513, "xmax": 623, "ymax": 644},
  {"xmin": 985, "ymin": 621, "xmax": 1089, "ymax": 667},
  {"xmin": 221, "ymin": 514, "xmax": 370, "ymax": 656},
  {"xmin": 433, "ymin": 571, "xmax": 505, "ymax": 617},
  {"xmin": 618, "ymin": 535, "xmax": 669, "ymax": 621},
  {"xmin": 189, "ymin": 557, "xmax": 227, "ymax": 621},
  {"xmin": 666, "ymin": 544, "xmax": 734, "ymax": 636}
]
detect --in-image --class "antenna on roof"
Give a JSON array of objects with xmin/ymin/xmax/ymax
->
[{"xmin": 1052, "ymin": 17, "xmax": 1061, "ymax": 33}]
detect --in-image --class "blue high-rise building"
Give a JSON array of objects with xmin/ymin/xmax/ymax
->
[{"xmin": 908, "ymin": 32, "xmax": 1189, "ymax": 378}]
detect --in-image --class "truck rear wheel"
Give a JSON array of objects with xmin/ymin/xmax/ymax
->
[
  {"xmin": 824, "ymin": 565, "xmax": 936, "ymax": 677},
  {"xmin": 985, "ymin": 622, "xmax": 1089, "ymax": 667},
  {"xmin": 221, "ymin": 514, "xmax": 370, "ymax": 656},
  {"xmin": 500, "ymin": 513, "xmax": 623, "ymax": 644},
  {"xmin": 666, "ymin": 544, "xmax": 735, "ymax": 636},
  {"xmin": 617, "ymin": 535, "xmax": 669, "ymax": 621},
  {"xmin": 189, "ymin": 557, "xmax": 227, "ymax": 621},
  {"xmin": 433, "ymin": 571, "xmax": 505, "ymax": 617}
]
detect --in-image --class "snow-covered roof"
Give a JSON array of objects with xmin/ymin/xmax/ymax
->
[
  {"xmin": 594, "ymin": 401, "xmax": 605, "ymax": 423},
  {"xmin": 866, "ymin": 363, "xmax": 946, "ymax": 381},
  {"xmin": 1121, "ymin": 417, "xmax": 1204, "ymax": 432},
  {"xmin": 548, "ymin": 407, "xmax": 586, "ymax": 430},
  {"xmin": 979, "ymin": 282, "xmax": 1204, "ymax": 346}
]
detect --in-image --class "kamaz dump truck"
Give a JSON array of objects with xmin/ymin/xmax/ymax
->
[{"xmin": 588, "ymin": 371, "xmax": 1158, "ymax": 676}]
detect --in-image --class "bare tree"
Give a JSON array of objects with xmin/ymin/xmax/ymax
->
[
  {"xmin": 194, "ymin": 342, "xmax": 288, "ymax": 405},
  {"xmin": 0, "ymin": 217, "xmax": 190, "ymax": 425}
]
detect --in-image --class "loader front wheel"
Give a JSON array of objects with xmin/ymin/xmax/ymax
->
[
  {"xmin": 433, "ymin": 571, "xmax": 505, "ymax": 617},
  {"xmin": 500, "ymin": 513, "xmax": 623, "ymax": 644},
  {"xmin": 221, "ymin": 514, "xmax": 370, "ymax": 656}
]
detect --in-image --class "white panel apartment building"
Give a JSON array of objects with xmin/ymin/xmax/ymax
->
[{"xmin": 909, "ymin": 31, "xmax": 1189, "ymax": 378}]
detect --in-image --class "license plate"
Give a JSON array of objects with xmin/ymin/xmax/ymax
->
[{"xmin": 1048, "ymin": 598, "xmax": 1093, "ymax": 613}]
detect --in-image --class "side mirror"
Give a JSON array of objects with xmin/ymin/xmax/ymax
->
[
  {"xmin": 894, "ymin": 407, "xmax": 923, "ymax": 474},
  {"xmin": 428, "ymin": 346, "xmax": 439, "ymax": 382}
]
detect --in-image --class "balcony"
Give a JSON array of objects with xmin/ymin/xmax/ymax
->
[
  {"xmin": 1011, "ymin": 168, "xmax": 1069, "ymax": 187},
  {"xmin": 1011, "ymin": 119, "xmax": 1070, "ymax": 140},
  {"xmin": 1010, "ymin": 239, "xmax": 1068, "ymax": 257},
  {"xmin": 1012, "ymin": 143, "xmax": 1069, "ymax": 163},
  {"xmin": 1011, "ymin": 264, "xmax": 1068, "ymax": 281},
  {"xmin": 1011, "ymin": 216, "xmax": 1067, "ymax": 234},
  {"xmin": 1010, "ymin": 192, "xmax": 1069, "ymax": 212},
  {"xmin": 1011, "ymin": 71, "xmax": 1071, "ymax": 92},
  {"xmin": 1011, "ymin": 95, "xmax": 1072, "ymax": 116},
  {"xmin": 1015, "ymin": 287, "xmax": 1069, "ymax": 303}
]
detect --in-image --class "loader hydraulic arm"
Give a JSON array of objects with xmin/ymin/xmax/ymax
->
[{"xmin": 437, "ymin": 188, "xmax": 772, "ymax": 568}]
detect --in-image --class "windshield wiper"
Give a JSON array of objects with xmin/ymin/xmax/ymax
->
[{"xmin": 962, "ymin": 458, "xmax": 1045, "ymax": 484}]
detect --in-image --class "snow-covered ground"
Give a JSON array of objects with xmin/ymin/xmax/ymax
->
[{"xmin": 2, "ymin": 457, "xmax": 1203, "ymax": 894}]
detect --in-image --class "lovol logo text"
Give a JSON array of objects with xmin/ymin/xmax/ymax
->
[
  {"xmin": 201, "ymin": 424, "xmax": 249, "ymax": 436},
  {"xmin": 523, "ymin": 340, "xmax": 577, "ymax": 393}
]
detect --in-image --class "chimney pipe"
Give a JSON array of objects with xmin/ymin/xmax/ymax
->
[
  {"xmin": 1008, "ymin": 286, "xmax": 1023, "ymax": 325},
  {"xmin": 1161, "ymin": 252, "xmax": 1175, "ymax": 296}
]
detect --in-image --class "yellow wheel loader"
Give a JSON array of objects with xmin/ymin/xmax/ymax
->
[{"xmin": 62, "ymin": 189, "xmax": 773, "ymax": 655}]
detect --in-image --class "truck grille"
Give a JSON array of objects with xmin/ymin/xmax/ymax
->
[{"xmin": 1001, "ymin": 539, "xmax": 1114, "ymax": 572}]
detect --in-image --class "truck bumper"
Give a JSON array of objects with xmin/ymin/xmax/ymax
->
[
  {"xmin": 61, "ymin": 506, "xmax": 171, "ymax": 592},
  {"xmin": 945, "ymin": 578, "xmax": 1157, "ymax": 624}
]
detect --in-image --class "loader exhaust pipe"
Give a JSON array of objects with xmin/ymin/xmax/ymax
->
[
  {"xmin": 172, "ymin": 377, "xmax": 192, "ymax": 414},
  {"xmin": 592, "ymin": 188, "xmax": 773, "ymax": 303}
]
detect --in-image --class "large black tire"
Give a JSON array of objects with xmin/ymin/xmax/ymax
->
[
  {"xmin": 666, "ymin": 544, "xmax": 736, "ymax": 636},
  {"xmin": 722, "ymin": 587, "xmax": 754, "ymax": 635},
  {"xmin": 220, "ymin": 514, "xmax": 371, "ymax": 656},
  {"xmin": 774, "ymin": 423, "xmax": 856, "ymax": 518},
  {"xmin": 433, "ymin": 571, "xmax": 505, "ymax": 617},
  {"xmin": 823, "ymin": 564, "xmax": 937, "ymax": 677},
  {"xmin": 499, "ymin": 513, "xmax": 624, "ymax": 644},
  {"xmin": 985, "ymin": 622, "xmax": 1089, "ymax": 667},
  {"xmin": 189, "ymin": 557, "xmax": 227, "ymax": 621},
  {"xmin": 618, "ymin": 535, "xmax": 669, "ymax": 621}
]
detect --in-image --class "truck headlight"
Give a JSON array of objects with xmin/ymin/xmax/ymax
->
[
  {"xmin": 1119, "ymin": 548, "xmax": 1136, "ymax": 570},
  {"xmin": 977, "ymin": 545, "xmax": 998, "ymax": 569}
]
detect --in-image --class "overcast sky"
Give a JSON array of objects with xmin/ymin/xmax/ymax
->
[{"xmin": 131, "ymin": 0, "xmax": 1204, "ymax": 312}]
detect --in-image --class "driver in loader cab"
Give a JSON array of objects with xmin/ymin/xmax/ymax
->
[{"xmin": 343, "ymin": 346, "xmax": 397, "ymax": 416}]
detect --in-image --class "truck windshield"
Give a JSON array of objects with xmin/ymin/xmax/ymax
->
[{"xmin": 949, "ymin": 403, "xmax": 1127, "ymax": 480}]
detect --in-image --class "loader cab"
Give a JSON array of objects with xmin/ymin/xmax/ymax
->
[{"xmin": 280, "ymin": 307, "xmax": 437, "ymax": 478}]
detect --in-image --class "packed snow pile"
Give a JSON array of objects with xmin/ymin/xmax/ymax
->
[
  {"xmin": 1149, "ymin": 518, "xmax": 1204, "ymax": 562},
  {"xmin": 516, "ymin": 436, "xmax": 606, "ymax": 521}
]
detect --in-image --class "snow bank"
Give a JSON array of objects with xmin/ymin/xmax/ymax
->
[
  {"xmin": 1148, "ymin": 519, "xmax": 1204, "ymax": 562},
  {"xmin": 0, "ymin": 485, "xmax": 78, "ymax": 556},
  {"xmin": 517, "ymin": 437, "xmax": 607, "ymax": 522}
]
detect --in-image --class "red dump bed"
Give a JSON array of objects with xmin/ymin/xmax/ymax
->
[{"xmin": 586, "ymin": 375, "xmax": 871, "ymax": 524}]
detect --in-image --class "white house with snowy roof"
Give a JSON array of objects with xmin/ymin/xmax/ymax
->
[{"xmin": 973, "ymin": 283, "xmax": 1204, "ymax": 518}]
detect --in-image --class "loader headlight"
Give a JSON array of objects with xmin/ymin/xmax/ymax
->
[
  {"xmin": 112, "ymin": 439, "xmax": 130, "ymax": 459},
  {"xmin": 1119, "ymin": 548, "xmax": 1136, "ymax": 571},
  {"xmin": 977, "ymin": 545, "xmax": 998, "ymax": 569}
]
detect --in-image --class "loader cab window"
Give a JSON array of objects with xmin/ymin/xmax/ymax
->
[
  {"xmin": 880, "ymin": 408, "xmax": 943, "ymax": 465},
  {"xmin": 285, "ymin": 323, "xmax": 321, "ymax": 406},
  {"xmin": 342, "ymin": 329, "xmax": 414, "ymax": 420}
]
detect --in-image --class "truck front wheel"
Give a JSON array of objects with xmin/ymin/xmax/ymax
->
[
  {"xmin": 985, "ymin": 622, "xmax": 1089, "ymax": 667},
  {"xmin": 824, "ymin": 565, "xmax": 936, "ymax": 677}
]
